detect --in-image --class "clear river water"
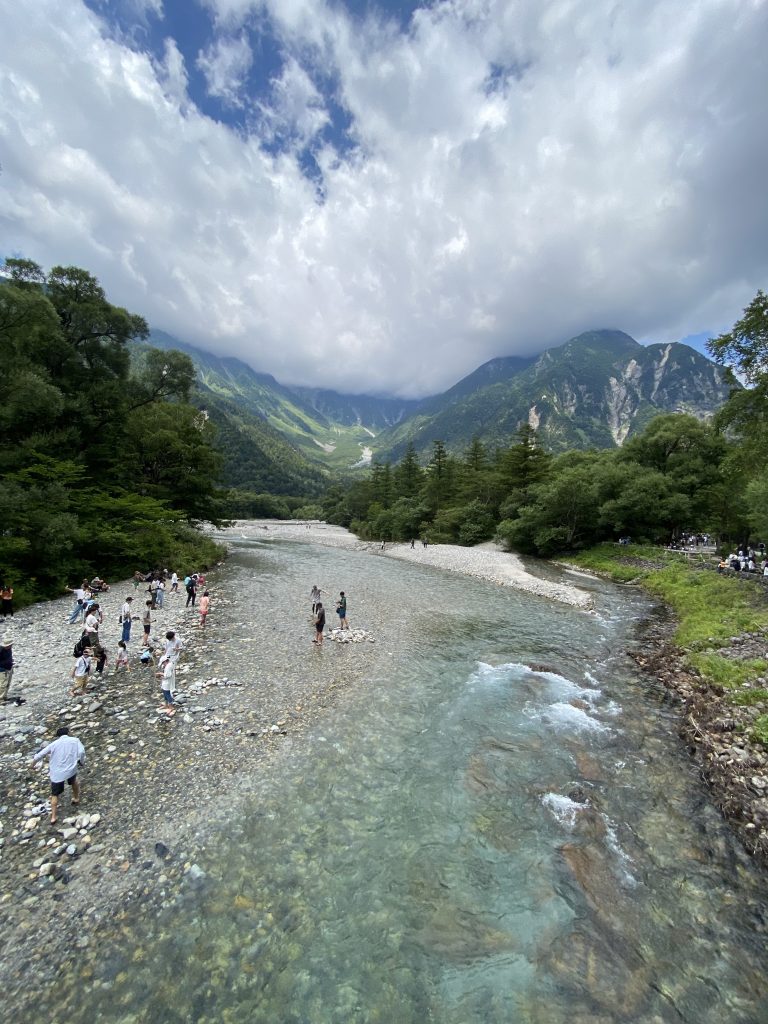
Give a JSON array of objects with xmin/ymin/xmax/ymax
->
[{"xmin": 40, "ymin": 537, "xmax": 768, "ymax": 1023}]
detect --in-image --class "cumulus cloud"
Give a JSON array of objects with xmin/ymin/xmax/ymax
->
[{"xmin": 1, "ymin": 0, "xmax": 767, "ymax": 397}]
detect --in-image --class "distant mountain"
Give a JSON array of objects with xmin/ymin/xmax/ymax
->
[
  {"xmin": 288, "ymin": 386, "xmax": 421, "ymax": 431},
  {"xmin": 139, "ymin": 327, "xmax": 735, "ymax": 490},
  {"xmin": 376, "ymin": 329, "xmax": 735, "ymax": 460}
]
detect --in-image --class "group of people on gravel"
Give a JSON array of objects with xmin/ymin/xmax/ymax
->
[
  {"xmin": 65, "ymin": 568, "xmax": 210, "ymax": 713},
  {"xmin": 310, "ymin": 585, "xmax": 349, "ymax": 646}
]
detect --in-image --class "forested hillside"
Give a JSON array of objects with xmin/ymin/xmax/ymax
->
[
  {"xmin": 322, "ymin": 291, "xmax": 768, "ymax": 555},
  {"xmin": 0, "ymin": 260, "xmax": 223, "ymax": 605}
]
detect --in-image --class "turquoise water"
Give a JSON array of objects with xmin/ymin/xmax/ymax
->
[{"xmin": 40, "ymin": 540, "xmax": 768, "ymax": 1022}]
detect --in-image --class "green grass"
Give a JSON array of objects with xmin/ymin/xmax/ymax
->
[
  {"xmin": 751, "ymin": 715, "xmax": 768, "ymax": 745},
  {"xmin": 568, "ymin": 544, "xmax": 768, "ymax": 706},
  {"xmin": 687, "ymin": 654, "xmax": 768, "ymax": 691}
]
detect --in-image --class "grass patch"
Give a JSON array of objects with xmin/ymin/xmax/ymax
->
[
  {"xmin": 751, "ymin": 715, "xmax": 768, "ymax": 746},
  {"xmin": 570, "ymin": 545, "xmax": 768, "ymax": 650},
  {"xmin": 688, "ymin": 654, "xmax": 768, "ymax": 690}
]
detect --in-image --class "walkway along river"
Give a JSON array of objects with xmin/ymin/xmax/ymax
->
[{"xmin": 17, "ymin": 536, "xmax": 768, "ymax": 1022}]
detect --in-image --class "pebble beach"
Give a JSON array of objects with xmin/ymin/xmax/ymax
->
[{"xmin": 0, "ymin": 523, "xmax": 594, "ymax": 1008}]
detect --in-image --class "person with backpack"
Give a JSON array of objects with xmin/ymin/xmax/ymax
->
[
  {"xmin": 70, "ymin": 646, "xmax": 93, "ymax": 696},
  {"xmin": 185, "ymin": 574, "xmax": 197, "ymax": 607}
]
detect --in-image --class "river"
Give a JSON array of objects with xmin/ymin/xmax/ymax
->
[{"xmin": 34, "ymin": 536, "xmax": 768, "ymax": 1023}]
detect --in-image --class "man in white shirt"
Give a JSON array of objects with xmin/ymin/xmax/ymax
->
[
  {"xmin": 31, "ymin": 727, "xmax": 86, "ymax": 824},
  {"xmin": 67, "ymin": 583, "xmax": 87, "ymax": 624}
]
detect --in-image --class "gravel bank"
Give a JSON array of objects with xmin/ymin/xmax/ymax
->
[
  {"xmin": 235, "ymin": 520, "xmax": 594, "ymax": 609},
  {"xmin": 0, "ymin": 557, "xmax": 382, "ymax": 1012}
]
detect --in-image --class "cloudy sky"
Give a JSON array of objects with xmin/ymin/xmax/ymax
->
[{"xmin": 1, "ymin": 0, "xmax": 766, "ymax": 397}]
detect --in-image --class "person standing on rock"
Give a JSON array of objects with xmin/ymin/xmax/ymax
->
[
  {"xmin": 313, "ymin": 602, "xmax": 326, "ymax": 646},
  {"xmin": 156, "ymin": 577, "xmax": 166, "ymax": 609},
  {"xmin": 1, "ymin": 583, "xmax": 14, "ymax": 617},
  {"xmin": 120, "ymin": 596, "xmax": 133, "ymax": 643},
  {"xmin": 336, "ymin": 591, "xmax": 349, "ymax": 630},
  {"xmin": 185, "ymin": 574, "xmax": 197, "ymax": 607},
  {"xmin": 0, "ymin": 636, "xmax": 15, "ymax": 703},
  {"xmin": 170, "ymin": 571, "xmax": 179, "ymax": 594},
  {"xmin": 30, "ymin": 727, "xmax": 86, "ymax": 824},
  {"xmin": 310, "ymin": 585, "xmax": 322, "ymax": 615}
]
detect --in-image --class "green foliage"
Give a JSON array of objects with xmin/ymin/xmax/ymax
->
[
  {"xmin": 750, "ymin": 715, "xmax": 768, "ymax": 747},
  {"xmin": 0, "ymin": 260, "xmax": 224, "ymax": 606}
]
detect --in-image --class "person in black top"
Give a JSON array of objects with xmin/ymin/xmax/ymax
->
[{"xmin": 313, "ymin": 603, "xmax": 326, "ymax": 646}]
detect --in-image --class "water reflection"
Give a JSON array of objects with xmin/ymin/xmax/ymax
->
[{"xmin": 35, "ymin": 539, "xmax": 768, "ymax": 1023}]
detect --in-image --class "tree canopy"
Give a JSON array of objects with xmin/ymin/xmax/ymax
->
[{"xmin": 0, "ymin": 260, "xmax": 223, "ymax": 604}]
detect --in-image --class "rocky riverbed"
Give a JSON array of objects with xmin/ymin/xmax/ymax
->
[
  {"xmin": 0, "ymin": 558, "xmax": 382, "ymax": 1008},
  {"xmin": 629, "ymin": 615, "xmax": 768, "ymax": 866},
  {"xmin": 3, "ymin": 524, "xmax": 768, "ymax": 1014}
]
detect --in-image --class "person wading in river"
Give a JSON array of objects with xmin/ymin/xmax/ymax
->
[{"xmin": 313, "ymin": 602, "xmax": 326, "ymax": 646}]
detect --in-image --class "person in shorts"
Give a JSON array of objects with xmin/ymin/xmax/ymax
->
[
  {"xmin": 30, "ymin": 727, "xmax": 86, "ymax": 824},
  {"xmin": 142, "ymin": 600, "xmax": 152, "ymax": 640},
  {"xmin": 156, "ymin": 661, "xmax": 176, "ymax": 717},
  {"xmin": 336, "ymin": 591, "xmax": 349, "ymax": 630}
]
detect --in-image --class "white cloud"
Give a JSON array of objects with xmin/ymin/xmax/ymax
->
[
  {"xmin": 0, "ymin": 0, "xmax": 767, "ymax": 398},
  {"xmin": 196, "ymin": 33, "xmax": 253, "ymax": 106}
]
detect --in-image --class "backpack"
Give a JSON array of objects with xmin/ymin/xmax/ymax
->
[
  {"xmin": 73, "ymin": 633, "xmax": 88, "ymax": 658},
  {"xmin": 184, "ymin": 576, "xmax": 191, "ymax": 587}
]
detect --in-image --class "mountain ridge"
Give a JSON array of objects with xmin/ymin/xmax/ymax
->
[{"xmin": 140, "ymin": 327, "xmax": 734, "ymax": 485}]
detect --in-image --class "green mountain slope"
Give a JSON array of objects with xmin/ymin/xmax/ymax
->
[{"xmin": 377, "ymin": 330, "xmax": 734, "ymax": 459}]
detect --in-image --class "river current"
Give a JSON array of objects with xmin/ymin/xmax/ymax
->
[{"xmin": 41, "ymin": 538, "xmax": 768, "ymax": 1022}]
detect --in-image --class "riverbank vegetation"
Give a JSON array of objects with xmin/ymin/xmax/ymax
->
[
  {"xmin": 570, "ymin": 543, "xmax": 768, "ymax": 743},
  {"xmin": 0, "ymin": 259, "xmax": 225, "ymax": 607}
]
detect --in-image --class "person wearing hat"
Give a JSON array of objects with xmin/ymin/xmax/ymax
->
[
  {"xmin": 70, "ymin": 646, "xmax": 93, "ymax": 696},
  {"xmin": 0, "ymin": 635, "xmax": 14, "ymax": 702},
  {"xmin": 30, "ymin": 727, "xmax": 86, "ymax": 824}
]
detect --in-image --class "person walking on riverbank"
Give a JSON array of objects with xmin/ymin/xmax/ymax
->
[
  {"xmin": 313, "ymin": 602, "xmax": 326, "ymax": 645},
  {"xmin": 198, "ymin": 590, "xmax": 210, "ymax": 628},
  {"xmin": 156, "ymin": 660, "xmax": 176, "ymax": 716},
  {"xmin": 170, "ymin": 571, "xmax": 179, "ymax": 594},
  {"xmin": 336, "ymin": 591, "xmax": 349, "ymax": 630},
  {"xmin": 1, "ymin": 583, "xmax": 14, "ymax": 617},
  {"xmin": 66, "ymin": 582, "xmax": 88, "ymax": 624},
  {"xmin": 310, "ymin": 585, "xmax": 322, "ymax": 614},
  {"xmin": 185, "ymin": 575, "xmax": 197, "ymax": 607},
  {"xmin": 31, "ymin": 727, "xmax": 85, "ymax": 824},
  {"xmin": 84, "ymin": 603, "xmax": 100, "ymax": 646},
  {"xmin": 115, "ymin": 640, "xmax": 130, "ymax": 673},
  {"xmin": 70, "ymin": 647, "xmax": 93, "ymax": 696},
  {"xmin": 0, "ymin": 636, "xmax": 14, "ymax": 703},
  {"xmin": 156, "ymin": 578, "xmax": 165, "ymax": 609},
  {"xmin": 159, "ymin": 631, "xmax": 183, "ymax": 695}
]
